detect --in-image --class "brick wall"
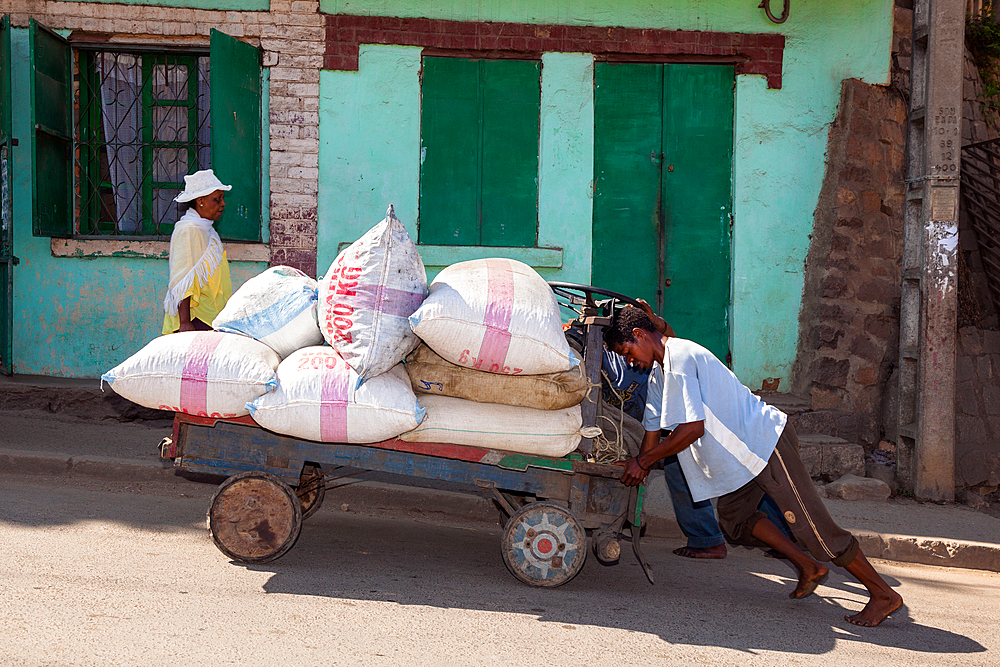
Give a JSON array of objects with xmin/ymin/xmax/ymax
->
[
  {"xmin": 7, "ymin": 0, "xmax": 324, "ymax": 277},
  {"xmin": 323, "ymin": 14, "xmax": 785, "ymax": 89}
]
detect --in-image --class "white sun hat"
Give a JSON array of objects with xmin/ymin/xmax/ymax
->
[{"xmin": 174, "ymin": 169, "xmax": 233, "ymax": 203}]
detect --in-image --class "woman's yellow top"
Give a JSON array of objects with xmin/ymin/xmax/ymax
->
[
  {"xmin": 162, "ymin": 209, "xmax": 233, "ymax": 333},
  {"xmin": 161, "ymin": 251, "xmax": 232, "ymax": 333}
]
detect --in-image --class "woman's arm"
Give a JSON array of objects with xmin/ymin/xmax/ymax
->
[{"xmin": 178, "ymin": 297, "xmax": 196, "ymax": 332}]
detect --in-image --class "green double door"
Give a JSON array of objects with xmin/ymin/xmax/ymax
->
[{"xmin": 592, "ymin": 63, "xmax": 734, "ymax": 363}]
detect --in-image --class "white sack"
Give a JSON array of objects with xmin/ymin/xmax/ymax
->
[
  {"xmin": 246, "ymin": 346, "xmax": 425, "ymax": 444},
  {"xmin": 408, "ymin": 258, "xmax": 577, "ymax": 376},
  {"xmin": 318, "ymin": 205, "xmax": 427, "ymax": 382},
  {"xmin": 399, "ymin": 394, "xmax": 582, "ymax": 457},
  {"xmin": 102, "ymin": 331, "xmax": 279, "ymax": 418},
  {"xmin": 212, "ymin": 265, "xmax": 323, "ymax": 358}
]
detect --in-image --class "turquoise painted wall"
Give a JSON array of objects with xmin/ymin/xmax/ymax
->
[
  {"xmin": 9, "ymin": 29, "xmax": 265, "ymax": 380},
  {"xmin": 316, "ymin": 0, "xmax": 894, "ymax": 389}
]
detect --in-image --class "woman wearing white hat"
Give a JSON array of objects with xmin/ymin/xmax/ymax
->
[{"xmin": 162, "ymin": 169, "xmax": 234, "ymax": 333}]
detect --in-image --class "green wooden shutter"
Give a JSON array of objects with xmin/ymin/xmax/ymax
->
[
  {"xmin": 1, "ymin": 15, "xmax": 13, "ymax": 374},
  {"xmin": 29, "ymin": 20, "xmax": 72, "ymax": 238},
  {"xmin": 419, "ymin": 57, "xmax": 539, "ymax": 247},
  {"xmin": 210, "ymin": 29, "xmax": 261, "ymax": 243},
  {"xmin": 419, "ymin": 57, "xmax": 480, "ymax": 245},
  {"xmin": 480, "ymin": 59, "xmax": 539, "ymax": 247},
  {"xmin": 0, "ymin": 17, "xmax": 9, "ymax": 146}
]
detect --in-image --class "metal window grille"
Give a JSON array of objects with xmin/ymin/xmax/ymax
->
[
  {"xmin": 961, "ymin": 137, "xmax": 1000, "ymax": 313},
  {"xmin": 74, "ymin": 50, "xmax": 211, "ymax": 238}
]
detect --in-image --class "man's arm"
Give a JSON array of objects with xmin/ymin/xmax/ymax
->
[{"xmin": 620, "ymin": 420, "xmax": 705, "ymax": 485}]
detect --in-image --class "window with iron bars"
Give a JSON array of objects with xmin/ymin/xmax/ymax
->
[{"xmin": 75, "ymin": 49, "xmax": 211, "ymax": 239}]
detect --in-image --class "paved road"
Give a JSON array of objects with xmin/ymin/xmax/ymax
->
[{"xmin": 1, "ymin": 473, "xmax": 996, "ymax": 666}]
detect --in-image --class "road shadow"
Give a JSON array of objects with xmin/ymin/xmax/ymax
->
[
  {"xmin": 0, "ymin": 475, "xmax": 988, "ymax": 657},
  {"xmin": 251, "ymin": 508, "xmax": 988, "ymax": 658}
]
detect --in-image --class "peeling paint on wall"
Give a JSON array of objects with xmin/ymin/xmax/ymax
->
[{"xmin": 929, "ymin": 220, "xmax": 959, "ymax": 296}]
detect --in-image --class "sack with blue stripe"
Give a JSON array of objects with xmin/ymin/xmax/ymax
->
[{"xmin": 212, "ymin": 266, "xmax": 324, "ymax": 358}]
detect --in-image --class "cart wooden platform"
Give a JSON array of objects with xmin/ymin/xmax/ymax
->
[{"xmin": 160, "ymin": 413, "xmax": 652, "ymax": 588}]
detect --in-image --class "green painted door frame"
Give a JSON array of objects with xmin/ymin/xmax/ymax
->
[
  {"xmin": 592, "ymin": 63, "xmax": 734, "ymax": 363},
  {"xmin": 0, "ymin": 15, "xmax": 13, "ymax": 374}
]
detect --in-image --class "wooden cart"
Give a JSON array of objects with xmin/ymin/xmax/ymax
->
[
  {"xmin": 158, "ymin": 283, "xmax": 653, "ymax": 588},
  {"xmin": 160, "ymin": 415, "xmax": 651, "ymax": 588}
]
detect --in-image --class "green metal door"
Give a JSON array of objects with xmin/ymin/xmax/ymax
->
[
  {"xmin": 1, "ymin": 16, "xmax": 12, "ymax": 374},
  {"xmin": 593, "ymin": 63, "xmax": 734, "ymax": 362}
]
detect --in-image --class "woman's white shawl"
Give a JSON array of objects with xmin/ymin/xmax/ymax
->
[{"xmin": 163, "ymin": 209, "xmax": 224, "ymax": 316}]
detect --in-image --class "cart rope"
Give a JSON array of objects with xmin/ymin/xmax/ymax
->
[{"xmin": 590, "ymin": 370, "xmax": 633, "ymax": 464}]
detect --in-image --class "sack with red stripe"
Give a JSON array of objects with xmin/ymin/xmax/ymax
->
[
  {"xmin": 408, "ymin": 258, "xmax": 578, "ymax": 376},
  {"xmin": 102, "ymin": 331, "xmax": 279, "ymax": 418},
  {"xmin": 318, "ymin": 205, "xmax": 427, "ymax": 383},
  {"xmin": 246, "ymin": 346, "xmax": 425, "ymax": 443}
]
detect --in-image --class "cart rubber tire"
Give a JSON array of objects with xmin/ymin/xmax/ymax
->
[
  {"xmin": 296, "ymin": 464, "xmax": 326, "ymax": 521},
  {"xmin": 501, "ymin": 501, "xmax": 587, "ymax": 588},
  {"xmin": 207, "ymin": 471, "xmax": 303, "ymax": 564}
]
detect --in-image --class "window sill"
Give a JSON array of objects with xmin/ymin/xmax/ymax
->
[
  {"xmin": 336, "ymin": 243, "xmax": 563, "ymax": 269},
  {"xmin": 51, "ymin": 239, "xmax": 270, "ymax": 263}
]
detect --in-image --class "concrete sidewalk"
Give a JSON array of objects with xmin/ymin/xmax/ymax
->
[{"xmin": 2, "ymin": 374, "xmax": 999, "ymax": 573}]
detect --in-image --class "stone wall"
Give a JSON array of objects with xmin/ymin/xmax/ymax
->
[
  {"xmin": 795, "ymin": 3, "xmax": 1000, "ymax": 495},
  {"xmin": 791, "ymin": 77, "xmax": 907, "ymax": 450},
  {"xmin": 956, "ymin": 327, "xmax": 1000, "ymax": 494},
  {"xmin": 7, "ymin": 0, "xmax": 325, "ymax": 277},
  {"xmin": 955, "ymin": 21, "xmax": 1000, "ymax": 493}
]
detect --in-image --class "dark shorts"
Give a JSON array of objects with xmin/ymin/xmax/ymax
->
[{"xmin": 715, "ymin": 424, "xmax": 860, "ymax": 567}]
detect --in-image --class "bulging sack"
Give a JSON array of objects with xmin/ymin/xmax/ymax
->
[
  {"xmin": 318, "ymin": 205, "xmax": 427, "ymax": 382},
  {"xmin": 102, "ymin": 331, "xmax": 279, "ymax": 417},
  {"xmin": 246, "ymin": 346, "xmax": 425, "ymax": 444},
  {"xmin": 405, "ymin": 343, "xmax": 588, "ymax": 410},
  {"xmin": 212, "ymin": 265, "xmax": 323, "ymax": 358},
  {"xmin": 408, "ymin": 258, "xmax": 577, "ymax": 376},
  {"xmin": 399, "ymin": 394, "xmax": 582, "ymax": 457}
]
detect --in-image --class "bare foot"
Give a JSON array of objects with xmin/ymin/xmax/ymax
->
[
  {"xmin": 789, "ymin": 562, "xmax": 829, "ymax": 599},
  {"xmin": 673, "ymin": 544, "xmax": 727, "ymax": 559},
  {"xmin": 845, "ymin": 591, "xmax": 903, "ymax": 627}
]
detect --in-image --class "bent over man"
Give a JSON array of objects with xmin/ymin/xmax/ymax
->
[{"xmin": 606, "ymin": 306, "xmax": 903, "ymax": 627}]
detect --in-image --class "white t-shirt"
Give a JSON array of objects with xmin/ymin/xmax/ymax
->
[{"xmin": 643, "ymin": 338, "xmax": 787, "ymax": 502}]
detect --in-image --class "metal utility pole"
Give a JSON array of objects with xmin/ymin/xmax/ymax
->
[{"xmin": 897, "ymin": 0, "xmax": 964, "ymax": 501}]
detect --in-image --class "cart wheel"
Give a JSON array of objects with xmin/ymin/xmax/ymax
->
[
  {"xmin": 501, "ymin": 501, "xmax": 587, "ymax": 588},
  {"xmin": 296, "ymin": 464, "xmax": 326, "ymax": 521},
  {"xmin": 207, "ymin": 471, "xmax": 302, "ymax": 564}
]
